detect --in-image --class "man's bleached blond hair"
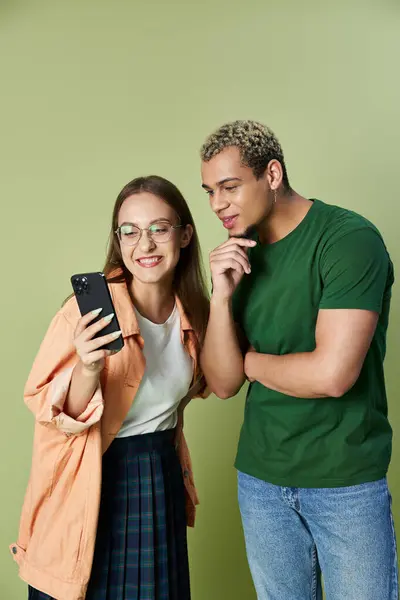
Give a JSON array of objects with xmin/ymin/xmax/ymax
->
[{"xmin": 201, "ymin": 120, "xmax": 290, "ymax": 188}]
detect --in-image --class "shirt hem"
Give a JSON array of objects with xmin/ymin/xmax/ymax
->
[{"xmin": 235, "ymin": 462, "xmax": 389, "ymax": 488}]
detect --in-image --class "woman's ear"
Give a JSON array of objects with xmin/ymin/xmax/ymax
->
[{"xmin": 180, "ymin": 224, "xmax": 193, "ymax": 248}]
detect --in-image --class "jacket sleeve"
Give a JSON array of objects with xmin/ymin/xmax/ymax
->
[{"xmin": 24, "ymin": 310, "xmax": 104, "ymax": 435}]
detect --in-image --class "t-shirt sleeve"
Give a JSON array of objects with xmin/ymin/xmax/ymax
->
[{"xmin": 319, "ymin": 227, "xmax": 391, "ymax": 313}]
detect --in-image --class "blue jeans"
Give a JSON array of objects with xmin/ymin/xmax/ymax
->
[{"xmin": 238, "ymin": 472, "xmax": 399, "ymax": 600}]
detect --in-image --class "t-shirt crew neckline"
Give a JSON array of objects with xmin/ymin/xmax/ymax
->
[{"xmin": 133, "ymin": 303, "xmax": 177, "ymax": 328}]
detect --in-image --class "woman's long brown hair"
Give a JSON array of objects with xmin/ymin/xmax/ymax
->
[{"xmin": 104, "ymin": 175, "xmax": 210, "ymax": 343}]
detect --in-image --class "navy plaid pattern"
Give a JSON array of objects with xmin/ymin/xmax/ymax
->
[{"xmin": 28, "ymin": 430, "xmax": 190, "ymax": 600}]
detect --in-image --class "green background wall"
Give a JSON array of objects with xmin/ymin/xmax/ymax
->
[{"xmin": 1, "ymin": 1, "xmax": 399, "ymax": 598}]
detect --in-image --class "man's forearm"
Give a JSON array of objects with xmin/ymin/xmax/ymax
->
[
  {"xmin": 245, "ymin": 350, "xmax": 351, "ymax": 399},
  {"xmin": 200, "ymin": 297, "xmax": 245, "ymax": 398}
]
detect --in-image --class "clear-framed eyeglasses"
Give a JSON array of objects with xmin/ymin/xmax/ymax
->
[{"xmin": 115, "ymin": 221, "xmax": 183, "ymax": 246}]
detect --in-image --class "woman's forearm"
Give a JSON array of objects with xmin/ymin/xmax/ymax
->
[{"xmin": 64, "ymin": 361, "xmax": 101, "ymax": 419}]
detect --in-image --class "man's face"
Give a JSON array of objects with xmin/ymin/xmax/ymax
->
[{"xmin": 201, "ymin": 146, "xmax": 271, "ymax": 237}]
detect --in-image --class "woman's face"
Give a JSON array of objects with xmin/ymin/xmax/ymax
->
[{"xmin": 117, "ymin": 192, "xmax": 192, "ymax": 286}]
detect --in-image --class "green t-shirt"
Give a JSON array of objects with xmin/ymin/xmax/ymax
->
[{"xmin": 232, "ymin": 199, "xmax": 394, "ymax": 487}]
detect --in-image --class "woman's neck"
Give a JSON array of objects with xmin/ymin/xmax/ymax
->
[{"xmin": 129, "ymin": 279, "xmax": 175, "ymax": 324}]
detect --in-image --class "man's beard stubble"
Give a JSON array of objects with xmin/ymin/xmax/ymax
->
[{"xmin": 229, "ymin": 224, "xmax": 257, "ymax": 240}]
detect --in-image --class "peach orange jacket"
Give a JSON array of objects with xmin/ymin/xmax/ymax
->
[{"xmin": 10, "ymin": 278, "xmax": 207, "ymax": 600}]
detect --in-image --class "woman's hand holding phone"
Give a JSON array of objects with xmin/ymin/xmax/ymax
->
[{"xmin": 74, "ymin": 309, "xmax": 122, "ymax": 375}]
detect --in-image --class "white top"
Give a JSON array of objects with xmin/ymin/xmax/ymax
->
[{"xmin": 117, "ymin": 304, "xmax": 194, "ymax": 437}]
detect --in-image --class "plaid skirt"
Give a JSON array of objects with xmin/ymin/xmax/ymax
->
[{"xmin": 28, "ymin": 429, "xmax": 191, "ymax": 600}]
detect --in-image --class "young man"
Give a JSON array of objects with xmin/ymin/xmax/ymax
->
[{"xmin": 200, "ymin": 120, "xmax": 398, "ymax": 600}]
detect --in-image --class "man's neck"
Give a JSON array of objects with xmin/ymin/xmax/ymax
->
[{"xmin": 257, "ymin": 190, "xmax": 313, "ymax": 245}]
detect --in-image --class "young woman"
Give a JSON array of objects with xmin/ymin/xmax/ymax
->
[{"xmin": 10, "ymin": 176, "xmax": 209, "ymax": 600}]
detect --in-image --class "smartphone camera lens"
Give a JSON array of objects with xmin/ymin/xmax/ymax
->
[
  {"xmin": 78, "ymin": 276, "xmax": 88, "ymax": 292},
  {"xmin": 73, "ymin": 276, "xmax": 88, "ymax": 294}
]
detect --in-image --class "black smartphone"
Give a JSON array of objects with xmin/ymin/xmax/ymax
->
[{"xmin": 70, "ymin": 272, "xmax": 124, "ymax": 353}]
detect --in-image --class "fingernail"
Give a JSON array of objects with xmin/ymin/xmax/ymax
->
[
  {"xmin": 104, "ymin": 313, "xmax": 114, "ymax": 322},
  {"xmin": 92, "ymin": 308, "xmax": 103, "ymax": 316},
  {"xmin": 111, "ymin": 330, "xmax": 122, "ymax": 338}
]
